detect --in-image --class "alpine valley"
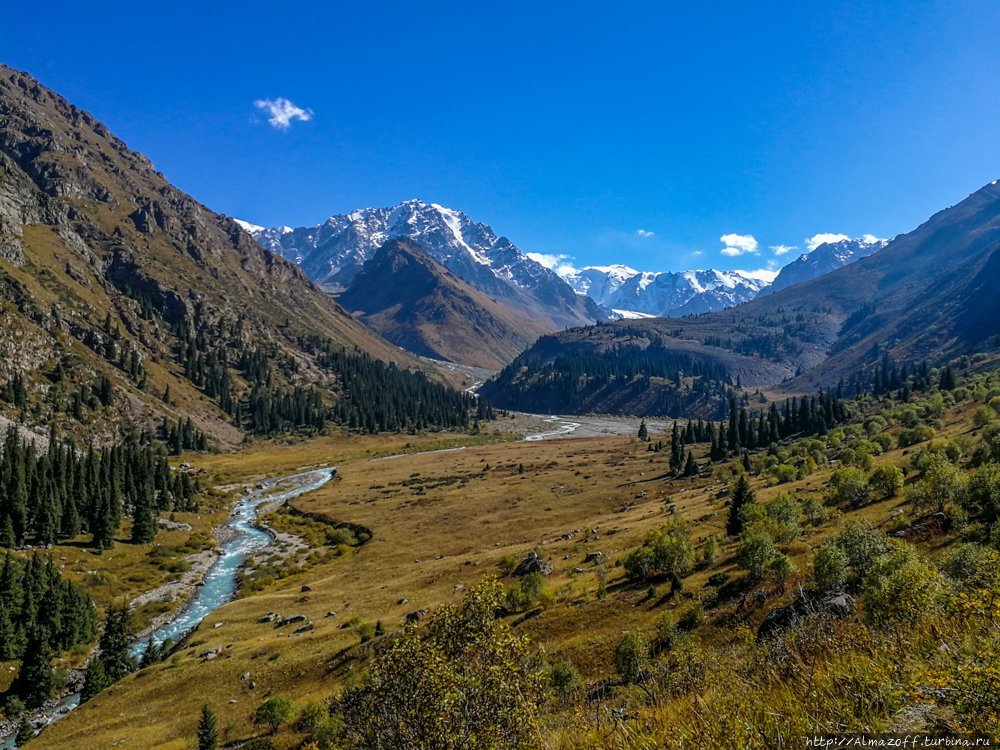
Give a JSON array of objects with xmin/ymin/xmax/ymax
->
[{"xmin": 1, "ymin": 48, "xmax": 999, "ymax": 750}]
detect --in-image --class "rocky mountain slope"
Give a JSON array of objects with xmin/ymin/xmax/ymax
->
[
  {"xmin": 481, "ymin": 181, "xmax": 1000, "ymax": 415},
  {"xmin": 337, "ymin": 240, "xmax": 554, "ymax": 369},
  {"xmin": 248, "ymin": 200, "xmax": 604, "ymax": 331},
  {"xmin": 0, "ymin": 64, "xmax": 435, "ymax": 444},
  {"xmin": 764, "ymin": 236, "xmax": 888, "ymax": 295}
]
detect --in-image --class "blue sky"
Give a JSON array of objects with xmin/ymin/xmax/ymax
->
[{"xmin": 3, "ymin": 1, "xmax": 998, "ymax": 276}]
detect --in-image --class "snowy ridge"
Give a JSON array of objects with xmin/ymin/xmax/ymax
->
[
  {"xmin": 564, "ymin": 266, "xmax": 770, "ymax": 318},
  {"xmin": 765, "ymin": 237, "xmax": 888, "ymax": 295},
  {"xmin": 241, "ymin": 200, "xmax": 603, "ymax": 329},
  {"xmin": 245, "ymin": 199, "xmax": 572, "ymax": 293}
]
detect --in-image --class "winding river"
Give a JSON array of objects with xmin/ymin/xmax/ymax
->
[
  {"xmin": 5, "ymin": 422, "xmax": 582, "ymax": 745},
  {"xmin": 1, "ymin": 467, "xmax": 336, "ymax": 747}
]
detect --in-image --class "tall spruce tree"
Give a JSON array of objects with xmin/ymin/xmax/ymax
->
[
  {"xmin": 13, "ymin": 627, "xmax": 56, "ymax": 708},
  {"xmin": 726, "ymin": 474, "xmax": 756, "ymax": 537},
  {"xmin": 99, "ymin": 605, "xmax": 137, "ymax": 683},
  {"xmin": 197, "ymin": 705, "xmax": 219, "ymax": 750}
]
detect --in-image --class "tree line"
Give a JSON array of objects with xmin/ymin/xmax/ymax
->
[
  {"xmin": 0, "ymin": 427, "xmax": 199, "ymax": 550},
  {"xmin": 0, "ymin": 552, "xmax": 98, "ymax": 708}
]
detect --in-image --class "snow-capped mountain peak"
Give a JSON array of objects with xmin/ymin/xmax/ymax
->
[
  {"xmin": 233, "ymin": 218, "xmax": 265, "ymax": 234},
  {"xmin": 560, "ymin": 264, "xmax": 770, "ymax": 318},
  {"xmin": 244, "ymin": 200, "xmax": 604, "ymax": 330},
  {"xmin": 765, "ymin": 236, "xmax": 888, "ymax": 295}
]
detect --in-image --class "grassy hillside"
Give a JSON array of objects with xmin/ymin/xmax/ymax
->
[{"xmin": 21, "ymin": 358, "xmax": 1000, "ymax": 748}]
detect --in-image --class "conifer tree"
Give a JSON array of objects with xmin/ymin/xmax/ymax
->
[
  {"xmin": 15, "ymin": 716, "xmax": 34, "ymax": 746},
  {"xmin": 130, "ymin": 487, "xmax": 156, "ymax": 544},
  {"xmin": 81, "ymin": 654, "xmax": 110, "ymax": 702},
  {"xmin": 669, "ymin": 423, "xmax": 684, "ymax": 475},
  {"xmin": 726, "ymin": 474, "xmax": 756, "ymax": 537},
  {"xmin": 13, "ymin": 627, "xmax": 56, "ymax": 708},
  {"xmin": 98, "ymin": 605, "xmax": 136, "ymax": 682},
  {"xmin": 683, "ymin": 451, "xmax": 698, "ymax": 477},
  {"xmin": 197, "ymin": 705, "xmax": 219, "ymax": 750}
]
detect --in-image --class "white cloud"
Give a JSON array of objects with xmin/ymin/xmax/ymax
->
[
  {"xmin": 254, "ymin": 97, "xmax": 313, "ymax": 130},
  {"xmin": 527, "ymin": 252, "xmax": 579, "ymax": 278},
  {"xmin": 636, "ymin": 229, "xmax": 655, "ymax": 238},
  {"xmin": 692, "ymin": 250, "xmax": 703, "ymax": 257},
  {"xmin": 806, "ymin": 232, "xmax": 850, "ymax": 251},
  {"xmin": 736, "ymin": 268, "xmax": 780, "ymax": 283},
  {"xmin": 770, "ymin": 243, "xmax": 798, "ymax": 256},
  {"xmin": 861, "ymin": 233, "xmax": 886, "ymax": 244},
  {"xmin": 720, "ymin": 233, "xmax": 759, "ymax": 256}
]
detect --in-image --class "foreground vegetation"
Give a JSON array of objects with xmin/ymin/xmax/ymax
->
[{"xmin": 7, "ymin": 358, "xmax": 1000, "ymax": 748}]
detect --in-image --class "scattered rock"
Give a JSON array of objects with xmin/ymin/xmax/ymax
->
[
  {"xmin": 275, "ymin": 614, "xmax": 307, "ymax": 628},
  {"xmin": 822, "ymin": 592, "xmax": 855, "ymax": 618},
  {"xmin": 514, "ymin": 551, "xmax": 553, "ymax": 577},
  {"xmin": 293, "ymin": 622, "xmax": 314, "ymax": 635},
  {"xmin": 240, "ymin": 672, "xmax": 250, "ymax": 682},
  {"xmin": 258, "ymin": 612, "xmax": 280, "ymax": 623},
  {"xmin": 156, "ymin": 518, "xmax": 193, "ymax": 531},
  {"xmin": 300, "ymin": 585, "xmax": 312, "ymax": 592},
  {"xmin": 324, "ymin": 611, "xmax": 337, "ymax": 618},
  {"xmin": 397, "ymin": 598, "xmax": 408, "ymax": 605},
  {"xmin": 404, "ymin": 610, "xmax": 428, "ymax": 624},
  {"xmin": 199, "ymin": 646, "xmax": 223, "ymax": 660},
  {"xmin": 757, "ymin": 606, "xmax": 800, "ymax": 640},
  {"xmin": 583, "ymin": 551, "xmax": 606, "ymax": 565}
]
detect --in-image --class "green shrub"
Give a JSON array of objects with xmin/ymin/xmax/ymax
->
[
  {"xmin": 253, "ymin": 696, "xmax": 295, "ymax": 735},
  {"xmin": 615, "ymin": 631, "xmax": 650, "ymax": 684},
  {"xmin": 812, "ymin": 543, "xmax": 849, "ymax": 591},
  {"xmin": 828, "ymin": 467, "xmax": 871, "ymax": 506},
  {"xmin": 862, "ymin": 548, "xmax": 941, "ymax": 626},
  {"xmin": 973, "ymin": 406, "xmax": 995, "ymax": 428},
  {"xmin": 736, "ymin": 528, "xmax": 778, "ymax": 581},
  {"xmin": 868, "ymin": 465, "xmax": 904, "ymax": 501},
  {"xmin": 623, "ymin": 521, "xmax": 694, "ymax": 581},
  {"xmin": 548, "ymin": 659, "xmax": 581, "ymax": 699},
  {"xmin": 506, "ymin": 572, "xmax": 546, "ymax": 612}
]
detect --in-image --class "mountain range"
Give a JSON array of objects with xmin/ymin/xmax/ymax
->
[
  {"xmin": 764, "ymin": 236, "xmax": 888, "ymax": 295},
  {"xmin": 242, "ymin": 204, "xmax": 893, "ymax": 366},
  {"xmin": 481, "ymin": 180, "xmax": 1000, "ymax": 416},
  {"xmin": 244, "ymin": 201, "xmax": 604, "ymax": 331},
  {"xmin": 562, "ymin": 265, "xmax": 771, "ymax": 317}
]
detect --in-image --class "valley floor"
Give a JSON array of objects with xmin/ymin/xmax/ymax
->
[{"xmin": 17, "ymin": 381, "xmax": 1000, "ymax": 749}]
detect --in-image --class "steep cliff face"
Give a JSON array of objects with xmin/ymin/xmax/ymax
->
[{"xmin": 0, "ymin": 64, "xmax": 415, "ymax": 442}]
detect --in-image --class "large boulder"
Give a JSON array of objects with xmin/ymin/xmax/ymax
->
[
  {"xmin": 757, "ymin": 606, "xmax": 800, "ymax": 640},
  {"xmin": 514, "ymin": 551, "xmax": 553, "ymax": 577},
  {"xmin": 822, "ymin": 592, "xmax": 855, "ymax": 618}
]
